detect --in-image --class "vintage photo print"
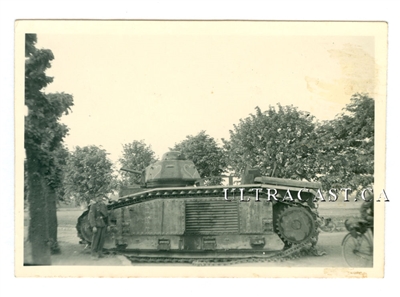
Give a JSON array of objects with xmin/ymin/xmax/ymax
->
[{"xmin": 15, "ymin": 20, "xmax": 387, "ymax": 277}]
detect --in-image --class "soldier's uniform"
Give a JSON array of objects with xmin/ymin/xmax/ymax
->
[
  {"xmin": 360, "ymin": 199, "xmax": 374, "ymax": 234},
  {"xmin": 88, "ymin": 199, "xmax": 109, "ymax": 258}
]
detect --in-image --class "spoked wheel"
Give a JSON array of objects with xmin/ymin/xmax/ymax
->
[{"xmin": 342, "ymin": 233, "xmax": 373, "ymax": 267}]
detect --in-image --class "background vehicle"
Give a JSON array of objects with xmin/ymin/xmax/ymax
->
[{"xmin": 319, "ymin": 217, "xmax": 337, "ymax": 232}]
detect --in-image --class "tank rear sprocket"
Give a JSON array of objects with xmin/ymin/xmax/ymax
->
[{"xmin": 275, "ymin": 204, "xmax": 317, "ymax": 245}]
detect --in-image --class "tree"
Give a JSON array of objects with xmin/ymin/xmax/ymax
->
[
  {"xmin": 64, "ymin": 145, "xmax": 116, "ymax": 205},
  {"xmin": 118, "ymin": 140, "xmax": 157, "ymax": 185},
  {"xmin": 172, "ymin": 131, "xmax": 227, "ymax": 185},
  {"xmin": 223, "ymin": 105, "xmax": 318, "ymax": 181},
  {"xmin": 25, "ymin": 34, "xmax": 73, "ymax": 264},
  {"xmin": 49, "ymin": 144, "xmax": 71, "ymax": 203},
  {"xmin": 314, "ymin": 93, "xmax": 374, "ymax": 192}
]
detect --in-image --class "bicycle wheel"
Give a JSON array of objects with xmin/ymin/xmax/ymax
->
[{"xmin": 342, "ymin": 233, "xmax": 373, "ymax": 267}]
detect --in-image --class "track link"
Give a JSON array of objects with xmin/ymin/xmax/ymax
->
[{"xmin": 123, "ymin": 240, "xmax": 316, "ymax": 266}]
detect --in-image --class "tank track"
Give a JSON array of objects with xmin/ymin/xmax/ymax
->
[
  {"xmin": 77, "ymin": 185, "xmax": 323, "ymax": 265},
  {"xmin": 124, "ymin": 240, "xmax": 316, "ymax": 266}
]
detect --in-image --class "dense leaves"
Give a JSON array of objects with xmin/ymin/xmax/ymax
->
[
  {"xmin": 64, "ymin": 145, "xmax": 117, "ymax": 205},
  {"xmin": 223, "ymin": 96, "xmax": 374, "ymax": 192},
  {"xmin": 47, "ymin": 145, "xmax": 70, "ymax": 202},
  {"xmin": 315, "ymin": 93, "xmax": 374, "ymax": 191},
  {"xmin": 173, "ymin": 131, "xmax": 227, "ymax": 185},
  {"xmin": 118, "ymin": 140, "xmax": 157, "ymax": 185},
  {"xmin": 223, "ymin": 105, "xmax": 318, "ymax": 181},
  {"xmin": 25, "ymin": 34, "xmax": 73, "ymax": 176}
]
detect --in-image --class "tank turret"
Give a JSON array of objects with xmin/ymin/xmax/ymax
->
[{"xmin": 122, "ymin": 151, "xmax": 201, "ymax": 188}]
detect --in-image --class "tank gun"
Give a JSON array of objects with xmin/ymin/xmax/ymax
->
[{"xmin": 120, "ymin": 167, "xmax": 142, "ymax": 175}]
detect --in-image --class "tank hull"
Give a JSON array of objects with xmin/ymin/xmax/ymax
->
[
  {"xmin": 109, "ymin": 196, "xmax": 283, "ymax": 251},
  {"xmin": 77, "ymin": 185, "xmax": 319, "ymax": 254}
]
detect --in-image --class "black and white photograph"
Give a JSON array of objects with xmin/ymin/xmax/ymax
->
[{"xmin": 15, "ymin": 20, "xmax": 387, "ymax": 278}]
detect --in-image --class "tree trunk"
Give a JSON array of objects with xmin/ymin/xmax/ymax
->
[
  {"xmin": 45, "ymin": 185, "xmax": 60, "ymax": 254},
  {"xmin": 26, "ymin": 149, "xmax": 51, "ymax": 265}
]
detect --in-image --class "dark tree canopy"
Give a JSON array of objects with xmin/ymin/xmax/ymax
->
[
  {"xmin": 315, "ymin": 93, "xmax": 374, "ymax": 191},
  {"xmin": 24, "ymin": 34, "xmax": 73, "ymax": 263},
  {"xmin": 47, "ymin": 144, "xmax": 70, "ymax": 202},
  {"xmin": 223, "ymin": 105, "xmax": 318, "ymax": 181},
  {"xmin": 173, "ymin": 131, "xmax": 226, "ymax": 185},
  {"xmin": 118, "ymin": 140, "xmax": 157, "ymax": 185},
  {"xmin": 25, "ymin": 34, "xmax": 73, "ymax": 168},
  {"xmin": 64, "ymin": 145, "xmax": 116, "ymax": 205}
]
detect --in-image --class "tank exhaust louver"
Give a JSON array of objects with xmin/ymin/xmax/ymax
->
[{"xmin": 185, "ymin": 200, "xmax": 239, "ymax": 234}]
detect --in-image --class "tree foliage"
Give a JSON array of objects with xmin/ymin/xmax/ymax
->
[
  {"xmin": 314, "ymin": 93, "xmax": 374, "ymax": 191},
  {"xmin": 173, "ymin": 131, "xmax": 227, "ymax": 185},
  {"xmin": 25, "ymin": 34, "xmax": 73, "ymax": 185},
  {"xmin": 25, "ymin": 34, "xmax": 73, "ymax": 263},
  {"xmin": 223, "ymin": 105, "xmax": 318, "ymax": 181},
  {"xmin": 64, "ymin": 145, "xmax": 116, "ymax": 205},
  {"xmin": 47, "ymin": 144, "xmax": 70, "ymax": 202},
  {"xmin": 118, "ymin": 140, "xmax": 157, "ymax": 185}
]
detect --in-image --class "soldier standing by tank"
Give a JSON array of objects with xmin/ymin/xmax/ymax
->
[
  {"xmin": 360, "ymin": 191, "xmax": 374, "ymax": 233},
  {"xmin": 89, "ymin": 195, "xmax": 109, "ymax": 259}
]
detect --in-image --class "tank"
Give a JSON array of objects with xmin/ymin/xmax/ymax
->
[{"xmin": 76, "ymin": 151, "xmax": 323, "ymax": 262}]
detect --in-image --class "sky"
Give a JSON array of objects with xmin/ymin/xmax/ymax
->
[{"xmin": 30, "ymin": 22, "xmax": 383, "ymax": 166}]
